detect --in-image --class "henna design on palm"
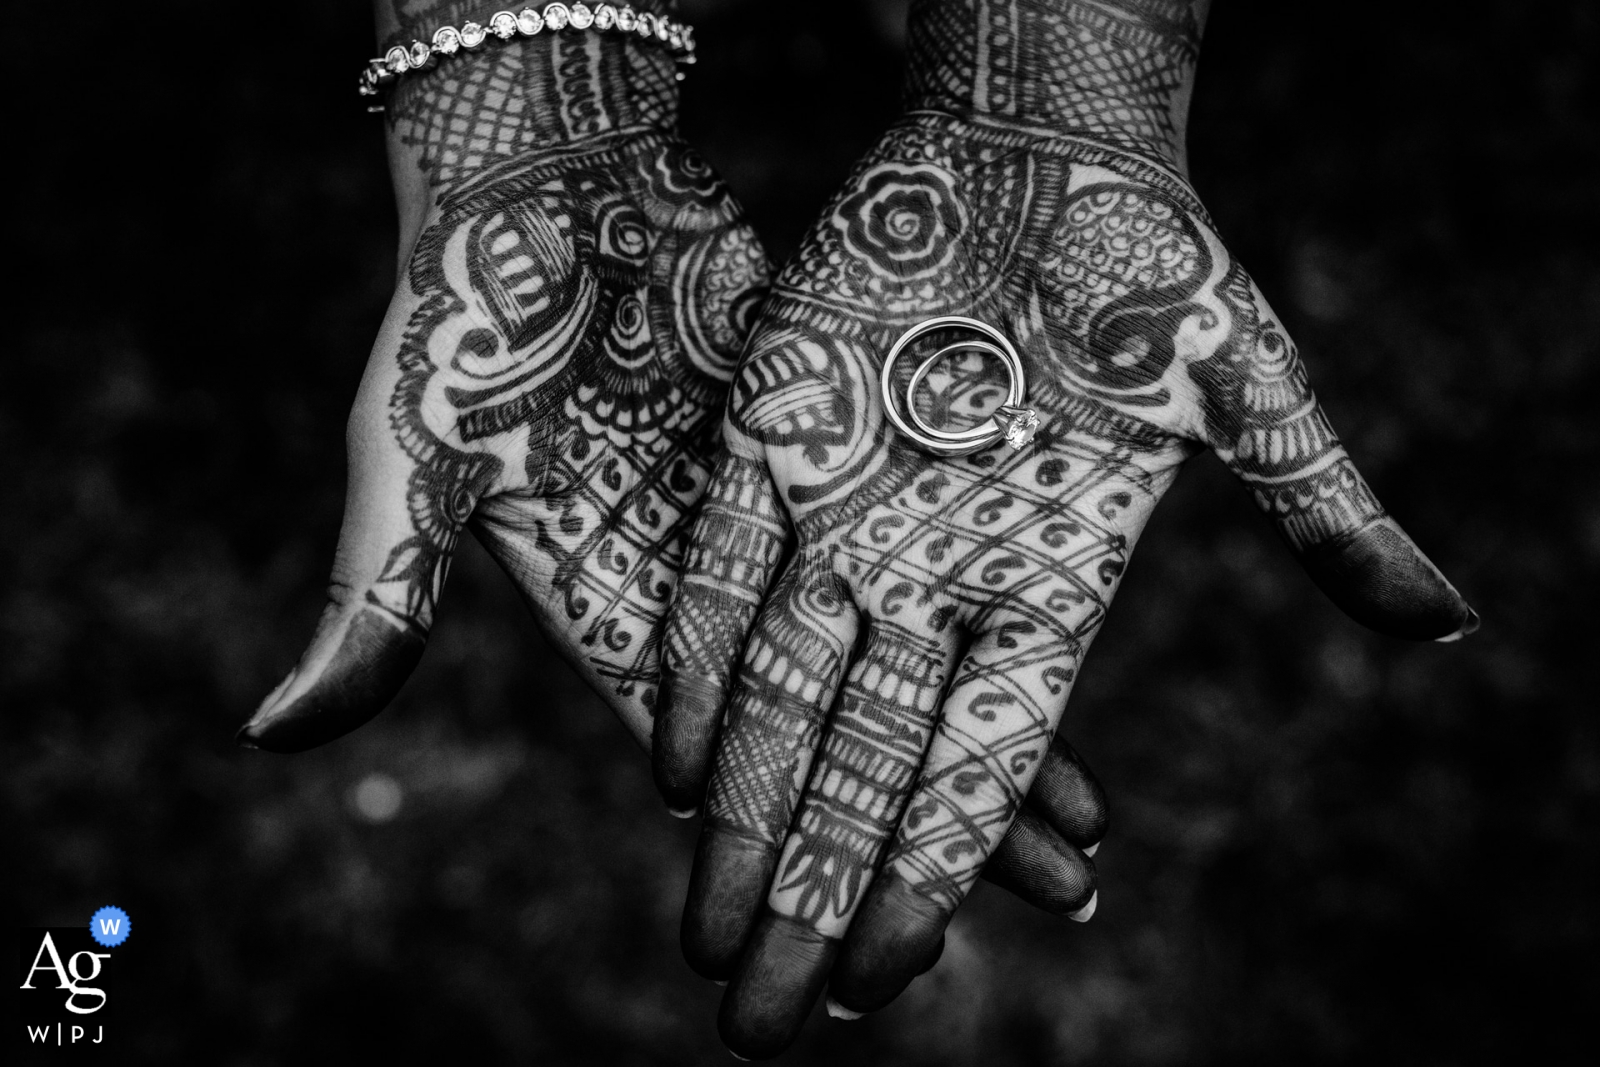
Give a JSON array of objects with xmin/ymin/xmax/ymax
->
[
  {"xmin": 242, "ymin": 3, "xmax": 1115, "ymax": 971},
  {"xmin": 654, "ymin": 1, "xmax": 1475, "ymax": 1056},
  {"xmin": 239, "ymin": 13, "xmax": 771, "ymax": 752}
]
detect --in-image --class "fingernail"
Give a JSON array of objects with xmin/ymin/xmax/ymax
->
[
  {"xmin": 1435, "ymin": 606, "xmax": 1481, "ymax": 643},
  {"xmin": 1068, "ymin": 890, "xmax": 1098, "ymax": 923},
  {"xmin": 714, "ymin": 980, "xmax": 728, "ymax": 987},
  {"xmin": 1084, "ymin": 842, "xmax": 1100, "ymax": 858},
  {"xmin": 668, "ymin": 806, "xmax": 699, "ymax": 820},
  {"xmin": 235, "ymin": 723, "xmax": 263, "ymax": 750},
  {"xmin": 826, "ymin": 995, "xmax": 864, "ymax": 1021},
  {"xmin": 729, "ymin": 1053, "xmax": 750, "ymax": 1062}
]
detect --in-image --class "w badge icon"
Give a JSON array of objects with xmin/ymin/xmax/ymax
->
[{"xmin": 88, "ymin": 908, "xmax": 129, "ymax": 949}]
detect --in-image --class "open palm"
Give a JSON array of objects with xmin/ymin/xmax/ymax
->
[
  {"xmin": 240, "ymin": 129, "xmax": 768, "ymax": 752},
  {"xmin": 655, "ymin": 111, "xmax": 1475, "ymax": 1055}
]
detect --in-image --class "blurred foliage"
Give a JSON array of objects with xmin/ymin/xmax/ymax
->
[{"xmin": 4, "ymin": 0, "xmax": 1597, "ymax": 1063}]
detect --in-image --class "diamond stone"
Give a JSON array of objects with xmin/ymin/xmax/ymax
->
[
  {"xmin": 490, "ymin": 11, "xmax": 518, "ymax": 38},
  {"xmin": 543, "ymin": 3, "xmax": 570, "ymax": 30},
  {"xmin": 460, "ymin": 21, "xmax": 488, "ymax": 47},
  {"xmin": 517, "ymin": 8, "xmax": 543, "ymax": 34},
  {"xmin": 384, "ymin": 45, "xmax": 410, "ymax": 73},
  {"xmin": 569, "ymin": 3, "xmax": 594, "ymax": 29},
  {"xmin": 636, "ymin": 13, "xmax": 655, "ymax": 36},
  {"xmin": 432, "ymin": 26, "xmax": 462, "ymax": 53},
  {"xmin": 593, "ymin": 4, "xmax": 616, "ymax": 29},
  {"xmin": 998, "ymin": 409, "xmax": 1041, "ymax": 450},
  {"xmin": 616, "ymin": 5, "xmax": 636, "ymax": 31}
]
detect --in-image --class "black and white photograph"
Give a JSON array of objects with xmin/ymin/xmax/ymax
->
[{"xmin": 9, "ymin": 1, "xmax": 1596, "ymax": 1063}]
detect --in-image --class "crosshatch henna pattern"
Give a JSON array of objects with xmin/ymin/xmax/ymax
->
[
  {"xmin": 243, "ymin": 0, "xmax": 1110, "ymax": 959},
  {"xmin": 239, "ymin": 3, "xmax": 772, "ymax": 752},
  {"xmin": 906, "ymin": 0, "xmax": 1207, "ymax": 162},
  {"xmin": 369, "ymin": 135, "xmax": 766, "ymax": 713},
  {"xmin": 657, "ymin": 0, "xmax": 1474, "ymax": 1053}
]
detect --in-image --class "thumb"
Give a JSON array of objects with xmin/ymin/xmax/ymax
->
[
  {"xmin": 239, "ymin": 304, "xmax": 497, "ymax": 751},
  {"xmin": 1202, "ymin": 269, "xmax": 1477, "ymax": 641}
]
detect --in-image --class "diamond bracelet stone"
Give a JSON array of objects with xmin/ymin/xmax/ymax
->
[{"xmin": 359, "ymin": 3, "xmax": 697, "ymax": 102}]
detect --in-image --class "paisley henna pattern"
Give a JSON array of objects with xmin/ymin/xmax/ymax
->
[
  {"xmin": 359, "ymin": 6, "xmax": 771, "ymax": 731},
  {"xmin": 376, "ymin": 135, "xmax": 767, "ymax": 724},
  {"xmin": 243, "ymin": 3, "xmax": 770, "ymax": 755},
  {"xmin": 661, "ymin": 5, "xmax": 1466, "ymax": 1048},
  {"xmin": 710, "ymin": 105, "xmax": 1389, "ymax": 935}
]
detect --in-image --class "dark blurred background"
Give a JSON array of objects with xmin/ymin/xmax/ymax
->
[{"xmin": 5, "ymin": 0, "xmax": 1597, "ymax": 1063}]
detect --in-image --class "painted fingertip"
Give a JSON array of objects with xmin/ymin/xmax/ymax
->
[
  {"xmin": 1084, "ymin": 842, "xmax": 1100, "ymax": 858},
  {"xmin": 826, "ymin": 995, "xmax": 864, "ymax": 1021},
  {"xmin": 669, "ymin": 806, "xmax": 700, "ymax": 820},
  {"xmin": 717, "ymin": 914, "xmax": 837, "ymax": 1056},
  {"xmin": 1068, "ymin": 890, "xmax": 1099, "ymax": 923},
  {"xmin": 237, "ymin": 688, "xmax": 286, "ymax": 749},
  {"xmin": 1435, "ymin": 606, "xmax": 1481, "ymax": 644}
]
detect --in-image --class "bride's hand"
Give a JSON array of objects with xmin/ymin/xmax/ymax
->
[{"xmin": 240, "ymin": 14, "xmax": 768, "ymax": 752}]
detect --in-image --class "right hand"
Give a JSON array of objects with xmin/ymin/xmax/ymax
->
[{"xmin": 238, "ymin": 32, "xmax": 770, "ymax": 752}]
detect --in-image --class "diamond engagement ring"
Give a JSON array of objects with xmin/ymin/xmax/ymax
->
[{"xmin": 880, "ymin": 316, "xmax": 1041, "ymax": 458}]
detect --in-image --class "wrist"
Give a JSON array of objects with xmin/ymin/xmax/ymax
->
[
  {"xmin": 902, "ymin": 0, "xmax": 1206, "ymax": 165},
  {"xmin": 376, "ymin": 0, "xmax": 676, "ymax": 52},
  {"xmin": 383, "ymin": 2, "xmax": 683, "ymax": 189}
]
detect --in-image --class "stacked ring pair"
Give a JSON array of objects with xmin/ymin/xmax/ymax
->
[{"xmin": 880, "ymin": 316, "xmax": 1042, "ymax": 458}]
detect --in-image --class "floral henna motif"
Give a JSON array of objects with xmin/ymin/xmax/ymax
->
[
  {"xmin": 688, "ymin": 21, "xmax": 1466, "ymax": 1011},
  {"xmin": 649, "ymin": 3, "xmax": 1470, "ymax": 1052},
  {"xmin": 372, "ymin": 133, "xmax": 766, "ymax": 718},
  {"xmin": 243, "ymin": 8, "xmax": 771, "ymax": 755},
  {"xmin": 1191, "ymin": 263, "xmax": 1383, "ymax": 553}
]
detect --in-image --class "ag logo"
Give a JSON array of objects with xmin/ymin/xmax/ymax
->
[
  {"xmin": 21, "ymin": 933, "xmax": 110, "ymax": 1015},
  {"xmin": 17, "ymin": 907, "xmax": 131, "ymax": 1057}
]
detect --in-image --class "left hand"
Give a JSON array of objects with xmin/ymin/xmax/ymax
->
[{"xmin": 653, "ymin": 111, "xmax": 1476, "ymax": 1057}]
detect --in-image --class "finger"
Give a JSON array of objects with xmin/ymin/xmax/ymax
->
[
  {"xmin": 1202, "ymin": 269, "xmax": 1477, "ymax": 640},
  {"xmin": 239, "ymin": 311, "xmax": 497, "ymax": 751},
  {"xmin": 719, "ymin": 616, "xmax": 960, "ymax": 1058},
  {"xmin": 720, "ymin": 912, "xmax": 836, "ymax": 1056},
  {"xmin": 681, "ymin": 561, "xmax": 855, "ymax": 979},
  {"xmin": 653, "ymin": 451, "xmax": 790, "ymax": 813},
  {"xmin": 983, "ymin": 808, "xmax": 1098, "ymax": 915},
  {"xmin": 831, "ymin": 623, "xmax": 1080, "ymax": 1013},
  {"xmin": 827, "ymin": 932, "xmax": 946, "ymax": 1021},
  {"xmin": 980, "ymin": 735, "xmax": 1107, "ymax": 911},
  {"xmin": 469, "ymin": 400, "xmax": 724, "ymax": 751},
  {"xmin": 1020, "ymin": 734, "xmax": 1110, "ymax": 847}
]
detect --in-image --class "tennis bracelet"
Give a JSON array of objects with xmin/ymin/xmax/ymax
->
[{"xmin": 359, "ymin": 4, "xmax": 697, "ymax": 102}]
